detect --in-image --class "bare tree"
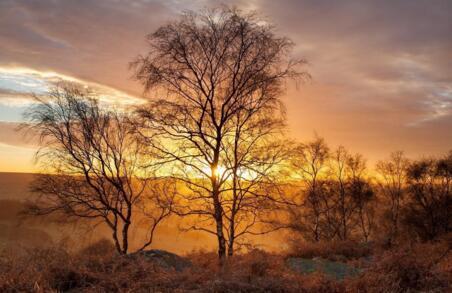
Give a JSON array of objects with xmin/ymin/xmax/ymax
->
[
  {"xmin": 222, "ymin": 111, "xmax": 288, "ymax": 256},
  {"xmin": 289, "ymin": 136, "xmax": 330, "ymax": 241},
  {"xmin": 346, "ymin": 153, "xmax": 374, "ymax": 242},
  {"xmin": 328, "ymin": 146, "xmax": 354, "ymax": 240},
  {"xmin": 403, "ymin": 152, "xmax": 451, "ymax": 240},
  {"xmin": 132, "ymin": 8, "xmax": 306, "ymax": 260},
  {"xmin": 376, "ymin": 151, "xmax": 409, "ymax": 244},
  {"xmin": 22, "ymin": 85, "xmax": 173, "ymax": 254},
  {"xmin": 328, "ymin": 149, "xmax": 375, "ymax": 241},
  {"xmin": 284, "ymin": 139, "xmax": 376, "ymax": 243}
]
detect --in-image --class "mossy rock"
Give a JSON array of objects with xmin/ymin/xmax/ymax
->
[
  {"xmin": 286, "ymin": 257, "xmax": 361, "ymax": 280},
  {"xmin": 129, "ymin": 249, "xmax": 191, "ymax": 272}
]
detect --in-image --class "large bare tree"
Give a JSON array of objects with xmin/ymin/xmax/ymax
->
[
  {"xmin": 132, "ymin": 8, "xmax": 306, "ymax": 260},
  {"xmin": 23, "ymin": 85, "xmax": 173, "ymax": 254}
]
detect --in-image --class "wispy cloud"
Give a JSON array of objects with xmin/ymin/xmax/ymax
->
[
  {"xmin": 408, "ymin": 89, "xmax": 452, "ymax": 127},
  {"xmin": 0, "ymin": 66, "xmax": 145, "ymax": 107}
]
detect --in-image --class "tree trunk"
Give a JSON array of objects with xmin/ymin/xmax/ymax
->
[
  {"xmin": 214, "ymin": 202, "xmax": 227, "ymax": 261},
  {"xmin": 228, "ymin": 215, "xmax": 235, "ymax": 257},
  {"xmin": 112, "ymin": 229, "xmax": 122, "ymax": 254},
  {"xmin": 212, "ymin": 177, "xmax": 226, "ymax": 262},
  {"xmin": 122, "ymin": 220, "xmax": 130, "ymax": 254},
  {"xmin": 121, "ymin": 202, "xmax": 132, "ymax": 254},
  {"xmin": 110, "ymin": 215, "xmax": 123, "ymax": 254},
  {"xmin": 227, "ymin": 239, "xmax": 234, "ymax": 257},
  {"xmin": 341, "ymin": 189, "xmax": 347, "ymax": 240},
  {"xmin": 228, "ymin": 169, "xmax": 238, "ymax": 257}
]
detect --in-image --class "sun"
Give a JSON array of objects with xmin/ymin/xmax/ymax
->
[{"xmin": 203, "ymin": 165, "xmax": 227, "ymax": 178}]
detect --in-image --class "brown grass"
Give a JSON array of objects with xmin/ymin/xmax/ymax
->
[
  {"xmin": 348, "ymin": 236, "xmax": 451, "ymax": 292},
  {"xmin": 0, "ymin": 237, "xmax": 450, "ymax": 292},
  {"xmin": 288, "ymin": 239, "xmax": 372, "ymax": 261}
]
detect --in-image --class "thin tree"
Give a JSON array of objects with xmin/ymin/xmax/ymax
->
[
  {"xmin": 289, "ymin": 136, "xmax": 330, "ymax": 241},
  {"xmin": 376, "ymin": 151, "xmax": 409, "ymax": 244},
  {"xmin": 222, "ymin": 110, "xmax": 288, "ymax": 256},
  {"xmin": 132, "ymin": 8, "xmax": 306, "ymax": 260},
  {"xmin": 327, "ymin": 148, "xmax": 373, "ymax": 241},
  {"xmin": 285, "ymin": 140, "xmax": 375, "ymax": 242},
  {"xmin": 347, "ymin": 153, "xmax": 374, "ymax": 242},
  {"xmin": 22, "ymin": 85, "xmax": 173, "ymax": 254},
  {"xmin": 329, "ymin": 146, "xmax": 353, "ymax": 240}
]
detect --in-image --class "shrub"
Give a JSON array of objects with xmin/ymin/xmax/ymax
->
[
  {"xmin": 78, "ymin": 238, "xmax": 116, "ymax": 258},
  {"xmin": 288, "ymin": 240, "xmax": 372, "ymax": 261},
  {"xmin": 347, "ymin": 240, "xmax": 451, "ymax": 292}
]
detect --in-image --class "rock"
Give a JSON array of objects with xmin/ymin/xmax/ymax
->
[
  {"xmin": 129, "ymin": 249, "xmax": 191, "ymax": 272},
  {"xmin": 330, "ymin": 254, "xmax": 348, "ymax": 262},
  {"xmin": 286, "ymin": 257, "xmax": 361, "ymax": 280}
]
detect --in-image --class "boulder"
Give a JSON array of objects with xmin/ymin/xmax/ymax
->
[
  {"xmin": 286, "ymin": 257, "xmax": 361, "ymax": 280},
  {"xmin": 129, "ymin": 249, "xmax": 191, "ymax": 272}
]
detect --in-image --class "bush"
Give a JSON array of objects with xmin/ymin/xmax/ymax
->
[
  {"xmin": 288, "ymin": 240, "xmax": 372, "ymax": 261},
  {"xmin": 347, "ymin": 240, "xmax": 451, "ymax": 292},
  {"xmin": 78, "ymin": 238, "xmax": 116, "ymax": 258}
]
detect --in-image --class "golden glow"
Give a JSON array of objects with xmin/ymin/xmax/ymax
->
[
  {"xmin": 0, "ymin": 143, "xmax": 37, "ymax": 173},
  {"xmin": 204, "ymin": 165, "xmax": 227, "ymax": 178}
]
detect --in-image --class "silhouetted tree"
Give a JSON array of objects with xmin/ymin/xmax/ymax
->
[
  {"xmin": 132, "ymin": 8, "xmax": 306, "ymax": 260},
  {"xmin": 285, "ymin": 140, "xmax": 375, "ymax": 242},
  {"xmin": 403, "ymin": 152, "xmax": 451, "ymax": 240},
  {"xmin": 289, "ymin": 136, "xmax": 330, "ymax": 241},
  {"xmin": 376, "ymin": 151, "xmax": 409, "ymax": 244},
  {"xmin": 22, "ymin": 85, "xmax": 173, "ymax": 254},
  {"xmin": 347, "ymin": 153, "xmax": 374, "ymax": 242},
  {"xmin": 222, "ymin": 112, "xmax": 288, "ymax": 256},
  {"xmin": 328, "ymin": 146, "xmax": 355, "ymax": 240}
]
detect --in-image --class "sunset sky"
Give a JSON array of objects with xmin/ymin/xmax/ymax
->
[{"xmin": 0, "ymin": 0, "xmax": 451, "ymax": 173}]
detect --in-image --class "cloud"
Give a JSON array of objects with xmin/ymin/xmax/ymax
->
[
  {"xmin": 241, "ymin": 0, "xmax": 452, "ymax": 158},
  {"xmin": 0, "ymin": 121, "xmax": 34, "ymax": 148},
  {"xmin": 0, "ymin": 0, "xmax": 175, "ymax": 96},
  {"xmin": 0, "ymin": 66, "xmax": 145, "ymax": 107},
  {"xmin": 0, "ymin": 0, "xmax": 451, "ymax": 162}
]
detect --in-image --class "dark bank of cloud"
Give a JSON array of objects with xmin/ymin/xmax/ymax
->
[
  {"xmin": 246, "ymin": 0, "xmax": 452, "ymax": 158},
  {"xmin": 0, "ymin": 0, "xmax": 174, "ymax": 95},
  {"xmin": 253, "ymin": 0, "xmax": 452, "ymax": 122}
]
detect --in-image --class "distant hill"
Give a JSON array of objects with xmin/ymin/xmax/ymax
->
[
  {"xmin": 0, "ymin": 172, "xmax": 35, "ymax": 200},
  {"xmin": 0, "ymin": 173, "xmax": 107, "ymax": 250},
  {"xmin": 0, "ymin": 172, "xmax": 282, "ymax": 254},
  {"xmin": 0, "ymin": 172, "xmax": 215, "ymax": 253}
]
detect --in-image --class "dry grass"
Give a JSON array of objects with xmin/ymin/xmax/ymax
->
[
  {"xmin": 0, "ymin": 237, "xmax": 450, "ymax": 292},
  {"xmin": 347, "ymin": 235, "xmax": 451, "ymax": 292},
  {"xmin": 288, "ymin": 239, "xmax": 372, "ymax": 261}
]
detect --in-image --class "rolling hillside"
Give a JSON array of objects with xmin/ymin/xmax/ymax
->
[{"xmin": 0, "ymin": 173, "xmax": 220, "ymax": 253}]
